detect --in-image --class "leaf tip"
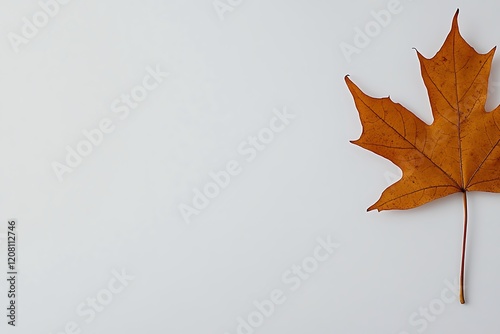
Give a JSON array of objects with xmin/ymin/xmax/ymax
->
[
  {"xmin": 413, "ymin": 47, "xmax": 426, "ymax": 60},
  {"xmin": 350, "ymin": 139, "xmax": 362, "ymax": 147},
  {"xmin": 452, "ymin": 8, "xmax": 460, "ymax": 29}
]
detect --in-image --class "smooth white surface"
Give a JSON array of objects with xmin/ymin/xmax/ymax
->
[{"xmin": 0, "ymin": 0, "xmax": 499, "ymax": 333}]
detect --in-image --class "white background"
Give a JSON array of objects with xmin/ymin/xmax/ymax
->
[{"xmin": 0, "ymin": 0, "xmax": 500, "ymax": 333}]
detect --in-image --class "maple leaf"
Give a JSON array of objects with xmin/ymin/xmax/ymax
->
[{"xmin": 346, "ymin": 10, "xmax": 499, "ymax": 304}]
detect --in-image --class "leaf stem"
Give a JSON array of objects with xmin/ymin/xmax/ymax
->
[{"xmin": 460, "ymin": 190, "xmax": 468, "ymax": 304}]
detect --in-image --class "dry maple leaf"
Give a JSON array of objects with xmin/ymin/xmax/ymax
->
[{"xmin": 346, "ymin": 10, "xmax": 500, "ymax": 304}]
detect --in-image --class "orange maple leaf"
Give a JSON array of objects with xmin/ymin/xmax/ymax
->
[{"xmin": 347, "ymin": 10, "xmax": 499, "ymax": 304}]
